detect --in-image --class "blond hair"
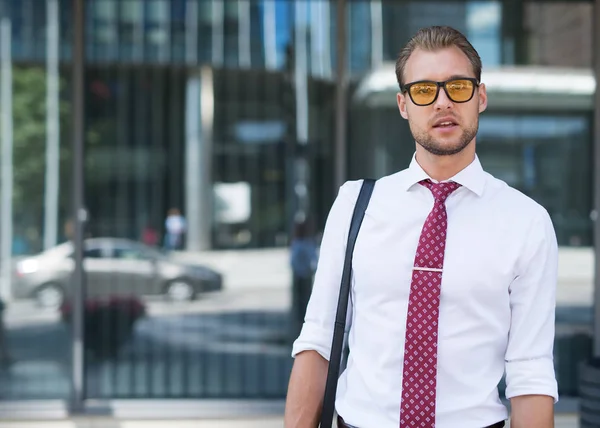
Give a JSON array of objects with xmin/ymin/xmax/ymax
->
[{"xmin": 395, "ymin": 26, "xmax": 482, "ymax": 88}]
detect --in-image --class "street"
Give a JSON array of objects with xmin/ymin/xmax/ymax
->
[
  {"xmin": 0, "ymin": 245, "xmax": 596, "ymax": 403},
  {"xmin": 0, "ymin": 287, "xmax": 292, "ymax": 400},
  {"xmin": 0, "ymin": 414, "xmax": 584, "ymax": 428}
]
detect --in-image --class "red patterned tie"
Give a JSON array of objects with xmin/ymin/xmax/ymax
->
[{"xmin": 399, "ymin": 179, "xmax": 461, "ymax": 427}]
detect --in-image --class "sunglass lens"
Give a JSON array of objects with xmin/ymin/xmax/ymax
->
[
  {"xmin": 446, "ymin": 79, "xmax": 474, "ymax": 102},
  {"xmin": 409, "ymin": 82, "xmax": 438, "ymax": 105}
]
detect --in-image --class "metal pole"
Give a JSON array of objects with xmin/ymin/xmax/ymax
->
[
  {"xmin": 44, "ymin": 0, "xmax": 60, "ymax": 250},
  {"xmin": 593, "ymin": 0, "xmax": 600, "ymax": 358},
  {"xmin": 185, "ymin": 0, "xmax": 198, "ymax": 65},
  {"xmin": 334, "ymin": 0, "xmax": 348, "ymax": 190},
  {"xmin": 310, "ymin": 2, "xmax": 323, "ymax": 77},
  {"xmin": 370, "ymin": 0, "xmax": 383, "ymax": 67},
  {"xmin": 70, "ymin": 0, "xmax": 86, "ymax": 412},
  {"xmin": 184, "ymin": 75, "xmax": 201, "ymax": 251},
  {"xmin": 238, "ymin": 0, "xmax": 251, "ymax": 68},
  {"xmin": 211, "ymin": 0, "xmax": 224, "ymax": 67},
  {"xmin": 0, "ymin": 18, "xmax": 13, "ymax": 303},
  {"xmin": 294, "ymin": 1, "xmax": 308, "ymax": 147},
  {"xmin": 185, "ymin": 67, "xmax": 214, "ymax": 251},
  {"xmin": 198, "ymin": 66, "xmax": 214, "ymax": 250},
  {"xmin": 294, "ymin": 0, "xmax": 309, "ymax": 223},
  {"xmin": 263, "ymin": 0, "xmax": 277, "ymax": 69}
]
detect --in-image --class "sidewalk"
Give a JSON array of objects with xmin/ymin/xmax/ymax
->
[
  {"xmin": 0, "ymin": 414, "xmax": 581, "ymax": 428},
  {"xmin": 1, "ymin": 418, "xmax": 283, "ymax": 428},
  {"xmin": 554, "ymin": 414, "xmax": 580, "ymax": 428}
]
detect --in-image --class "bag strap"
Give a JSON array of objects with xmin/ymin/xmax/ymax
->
[{"xmin": 319, "ymin": 178, "xmax": 376, "ymax": 428}]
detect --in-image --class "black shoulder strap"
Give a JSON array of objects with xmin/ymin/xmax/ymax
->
[{"xmin": 319, "ymin": 178, "xmax": 376, "ymax": 428}]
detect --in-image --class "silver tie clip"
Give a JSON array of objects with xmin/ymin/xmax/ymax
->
[{"xmin": 413, "ymin": 267, "xmax": 443, "ymax": 272}]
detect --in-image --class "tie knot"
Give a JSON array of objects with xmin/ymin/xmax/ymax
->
[{"xmin": 420, "ymin": 179, "xmax": 461, "ymax": 203}]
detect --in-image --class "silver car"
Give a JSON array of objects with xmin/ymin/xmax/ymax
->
[{"xmin": 12, "ymin": 237, "xmax": 223, "ymax": 308}]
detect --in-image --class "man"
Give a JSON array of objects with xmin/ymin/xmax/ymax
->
[{"xmin": 284, "ymin": 26, "xmax": 557, "ymax": 428}]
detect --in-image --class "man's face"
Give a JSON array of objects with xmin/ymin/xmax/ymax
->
[{"xmin": 397, "ymin": 46, "xmax": 487, "ymax": 156}]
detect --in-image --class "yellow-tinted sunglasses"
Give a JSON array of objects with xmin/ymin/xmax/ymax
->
[{"xmin": 402, "ymin": 77, "xmax": 479, "ymax": 106}]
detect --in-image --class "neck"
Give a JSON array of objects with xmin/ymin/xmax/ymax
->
[{"xmin": 415, "ymin": 142, "xmax": 476, "ymax": 181}]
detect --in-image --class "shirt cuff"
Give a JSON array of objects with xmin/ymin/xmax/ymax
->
[
  {"xmin": 505, "ymin": 357, "xmax": 559, "ymax": 403},
  {"xmin": 291, "ymin": 322, "xmax": 333, "ymax": 361}
]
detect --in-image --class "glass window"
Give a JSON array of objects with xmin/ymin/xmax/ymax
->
[
  {"xmin": 198, "ymin": 0, "xmax": 213, "ymax": 25},
  {"xmin": 466, "ymin": 1, "xmax": 501, "ymax": 66},
  {"xmin": 120, "ymin": 0, "xmax": 143, "ymax": 23},
  {"xmin": 348, "ymin": 1, "xmax": 371, "ymax": 73},
  {"xmin": 275, "ymin": 1, "xmax": 292, "ymax": 70},
  {"xmin": 224, "ymin": 0, "xmax": 240, "ymax": 19},
  {"xmin": 118, "ymin": 0, "xmax": 143, "ymax": 55},
  {"xmin": 113, "ymin": 246, "xmax": 145, "ymax": 260},
  {"xmin": 84, "ymin": 247, "xmax": 107, "ymax": 258},
  {"xmin": 145, "ymin": 0, "xmax": 170, "ymax": 60},
  {"xmin": 92, "ymin": 0, "xmax": 117, "ymax": 44},
  {"xmin": 112, "ymin": 243, "xmax": 159, "ymax": 260},
  {"xmin": 524, "ymin": 1, "xmax": 592, "ymax": 67}
]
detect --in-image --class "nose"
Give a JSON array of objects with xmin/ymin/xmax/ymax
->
[{"xmin": 433, "ymin": 86, "xmax": 453, "ymax": 110}]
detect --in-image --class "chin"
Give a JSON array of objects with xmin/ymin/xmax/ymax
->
[
  {"xmin": 429, "ymin": 147, "xmax": 466, "ymax": 156},
  {"xmin": 421, "ymin": 140, "xmax": 471, "ymax": 157}
]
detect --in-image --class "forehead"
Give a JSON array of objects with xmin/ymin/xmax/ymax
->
[{"xmin": 404, "ymin": 46, "xmax": 475, "ymax": 83}]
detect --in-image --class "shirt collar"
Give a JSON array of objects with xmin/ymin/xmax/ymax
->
[{"xmin": 403, "ymin": 152, "xmax": 486, "ymax": 197}]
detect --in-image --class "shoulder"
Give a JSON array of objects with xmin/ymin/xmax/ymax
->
[
  {"xmin": 334, "ymin": 167, "xmax": 413, "ymax": 214},
  {"xmin": 340, "ymin": 167, "xmax": 411, "ymax": 197},
  {"xmin": 337, "ymin": 179, "xmax": 364, "ymax": 201},
  {"xmin": 336, "ymin": 171, "xmax": 400, "ymax": 203},
  {"xmin": 483, "ymin": 171, "xmax": 553, "ymax": 228}
]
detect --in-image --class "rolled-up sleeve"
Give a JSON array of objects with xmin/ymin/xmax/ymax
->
[
  {"xmin": 504, "ymin": 208, "xmax": 559, "ymax": 402},
  {"xmin": 291, "ymin": 180, "xmax": 362, "ymax": 361}
]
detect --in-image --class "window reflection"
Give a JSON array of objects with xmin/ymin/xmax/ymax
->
[
  {"xmin": 466, "ymin": 1, "xmax": 501, "ymax": 66},
  {"xmin": 380, "ymin": 1, "xmax": 501, "ymax": 74}
]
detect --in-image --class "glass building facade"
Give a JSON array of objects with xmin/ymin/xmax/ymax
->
[{"xmin": 0, "ymin": 0, "xmax": 597, "ymax": 417}]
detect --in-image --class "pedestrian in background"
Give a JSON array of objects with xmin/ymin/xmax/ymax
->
[
  {"xmin": 289, "ymin": 219, "xmax": 318, "ymax": 343},
  {"xmin": 164, "ymin": 208, "xmax": 187, "ymax": 251}
]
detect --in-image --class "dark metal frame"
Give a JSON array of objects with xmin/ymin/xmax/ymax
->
[
  {"xmin": 593, "ymin": 0, "xmax": 600, "ymax": 358},
  {"xmin": 70, "ymin": 0, "xmax": 86, "ymax": 413},
  {"xmin": 335, "ymin": 0, "xmax": 348, "ymax": 191}
]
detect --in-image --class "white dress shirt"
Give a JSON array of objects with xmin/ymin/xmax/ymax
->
[{"xmin": 292, "ymin": 154, "xmax": 558, "ymax": 428}]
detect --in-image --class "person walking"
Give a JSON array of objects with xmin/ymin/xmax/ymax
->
[
  {"xmin": 164, "ymin": 208, "xmax": 187, "ymax": 251},
  {"xmin": 285, "ymin": 26, "xmax": 557, "ymax": 428}
]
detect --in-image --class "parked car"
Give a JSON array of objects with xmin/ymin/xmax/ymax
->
[{"xmin": 12, "ymin": 237, "xmax": 223, "ymax": 308}]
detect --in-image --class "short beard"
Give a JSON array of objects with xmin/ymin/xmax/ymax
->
[{"xmin": 411, "ymin": 120, "xmax": 478, "ymax": 156}]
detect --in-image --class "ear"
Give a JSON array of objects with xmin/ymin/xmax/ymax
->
[
  {"xmin": 477, "ymin": 83, "xmax": 488, "ymax": 114},
  {"xmin": 397, "ymin": 92, "xmax": 409, "ymax": 120}
]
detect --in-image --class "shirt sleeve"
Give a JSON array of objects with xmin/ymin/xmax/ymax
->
[
  {"xmin": 291, "ymin": 180, "xmax": 362, "ymax": 360},
  {"xmin": 504, "ymin": 207, "xmax": 559, "ymax": 402}
]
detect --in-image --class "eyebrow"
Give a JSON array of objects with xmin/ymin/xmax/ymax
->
[
  {"xmin": 409, "ymin": 75, "xmax": 475, "ymax": 83},
  {"xmin": 447, "ymin": 74, "xmax": 475, "ymax": 80}
]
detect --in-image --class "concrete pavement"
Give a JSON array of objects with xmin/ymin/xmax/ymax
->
[
  {"xmin": 0, "ymin": 414, "xmax": 582, "ymax": 428},
  {"xmin": 0, "ymin": 419, "xmax": 284, "ymax": 428}
]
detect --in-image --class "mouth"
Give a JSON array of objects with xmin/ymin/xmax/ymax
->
[{"xmin": 432, "ymin": 118, "xmax": 459, "ymax": 131}]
